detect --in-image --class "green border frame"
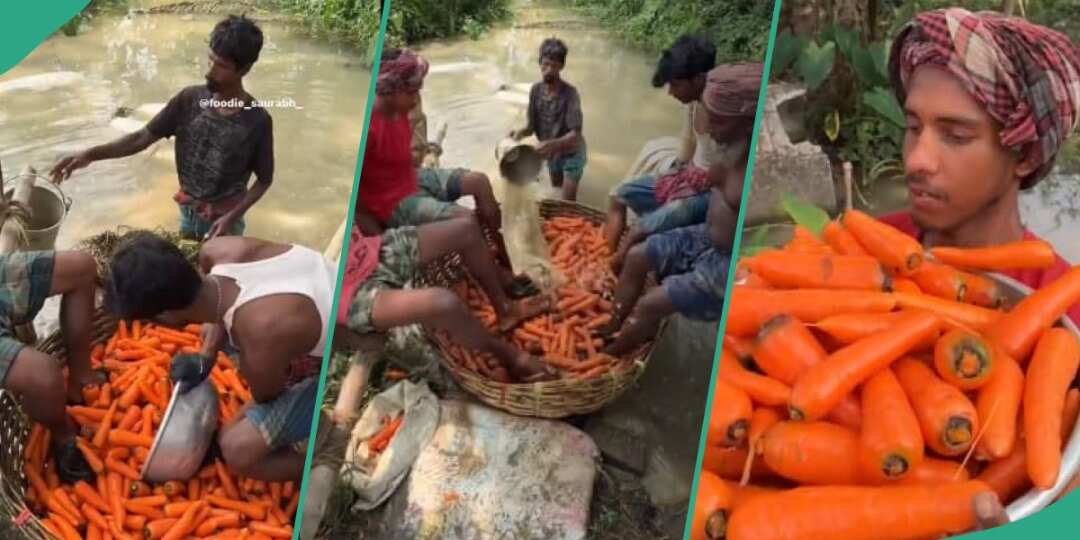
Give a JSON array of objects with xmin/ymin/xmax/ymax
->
[
  {"xmin": 291, "ymin": 1, "xmax": 393, "ymax": 538},
  {"xmin": 680, "ymin": 1, "xmax": 783, "ymax": 538}
]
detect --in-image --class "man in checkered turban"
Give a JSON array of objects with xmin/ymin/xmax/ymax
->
[{"xmin": 878, "ymin": 9, "xmax": 1080, "ymax": 327}]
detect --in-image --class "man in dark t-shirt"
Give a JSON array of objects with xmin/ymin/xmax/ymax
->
[
  {"xmin": 510, "ymin": 38, "xmax": 586, "ymax": 201},
  {"xmin": 51, "ymin": 15, "xmax": 273, "ymax": 241}
]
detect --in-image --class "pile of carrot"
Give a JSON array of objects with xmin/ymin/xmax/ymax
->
[
  {"xmin": 366, "ymin": 414, "xmax": 403, "ymax": 456},
  {"xmin": 434, "ymin": 216, "xmax": 635, "ymax": 382},
  {"xmin": 691, "ymin": 210, "xmax": 1080, "ymax": 540},
  {"xmin": 24, "ymin": 321, "xmax": 299, "ymax": 540}
]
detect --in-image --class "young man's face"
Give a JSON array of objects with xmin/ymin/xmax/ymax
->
[
  {"xmin": 902, "ymin": 66, "xmax": 1032, "ymax": 232},
  {"xmin": 540, "ymin": 57, "xmax": 563, "ymax": 84},
  {"xmin": 667, "ymin": 73, "xmax": 705, "ymax": 104},
  {"xmin": 205, "ymin": 50, "xmax": 246, "ymax": 93}
]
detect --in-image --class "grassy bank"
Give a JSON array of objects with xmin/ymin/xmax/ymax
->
[{"xmin": 567, "ymin": 0, "xmax": 774, "ymax": 62}]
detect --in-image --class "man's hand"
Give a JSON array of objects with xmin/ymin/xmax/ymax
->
[
  {"xmin": 535, "ymin": 140, "xmax": 557, "ymax": 158},
  {"xmin": 206, "ymin": 213, "xmax": 239, "ymax": 240},
  {"xmin": 476, "ymin": 197, "xmax": 502, "ymax": 233},
  {"xmin": 50, "ymin": 152, "xmax": 91, "ymax": 183},
  {"xmin": 971, "ymin": 491, "xmax": 1009, "ymax": 532},
  {"xmin": 170, "ymin": 353, "xmax": 214, "ymax": 393}
]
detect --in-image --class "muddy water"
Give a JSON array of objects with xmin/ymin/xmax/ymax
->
[
  {"xmin": 0, "ymin": 6, "xmax": 368, "ymax": 249},
  {"xmin": 413, "ymin": 1, "xmax": 684, "ymax": 208}
]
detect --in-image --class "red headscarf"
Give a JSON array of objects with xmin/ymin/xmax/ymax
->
[{"xmin": 376, "ymin": 49, "xmax": 429, "ymax": 96}]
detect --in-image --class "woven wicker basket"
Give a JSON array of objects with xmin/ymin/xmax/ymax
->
[
  {"xmin": 0, "ymin": 309, "xmax": 117, "ymax": 540},
  {"xmin": 416, "ymin": 199, "xmax": 667, "ymax": 418}
]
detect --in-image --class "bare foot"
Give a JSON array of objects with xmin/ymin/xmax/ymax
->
[
  {"xmin": 508, "ymin": 353, "xmax": 557, "ymax": 382},
  {"xmin": 67, "ymin": 369, "xmax": 108, "ymax": 404},
  {"xmin": 497, "ymin": 295, "xmax": 552, "ymax": 333}
]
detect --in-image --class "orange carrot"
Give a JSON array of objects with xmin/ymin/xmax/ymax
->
[
  {"xmin": 709, "ymin": 380, "xmax": 752, "ymax": 447},
  {"xmin": 751, "ymin": 314, "xmax": 828, "ymax": 385},
  {"xmin": 108, "ymin": 430, "xmax": 154, "ymax": 448},
  {"xmin": 81, "ymin": 504, "xmax": 112, "ymax": 534},
  {"xmin": 930, "ymin": 240, "xmax": 1056, "ymax": 271},
  {"xmin": 747, "ymin": 408, "xmax": 782, "ymax": 451},
  {"xmin": 975, "ymin": 354, "xmax": 1024, "ymax": 460},
  {"xmin": 813, "ymin": 311, "xmax": 934, "ymax": 351},
  {"xmin": 94, "ymin": 402, "xmax": 120, "ymax": 448},
  {"xmin": 894, "ymin": 357, "xmax": 979, "ymax": 457},
  {"xmin": 842, "ymin": 209, "xmax": 923, "ymax": 275},
  {"xmin": 248, "ymin": 523, "xmax": 293, "ymax": 538},
  {"xmin": 206, "ymin": 494, "xmax": 267, "ymax": 520},
  {"xmin": 985, "ymin": 266, "xmax": 1080, "ymax": 361},
  {"xmin": 822, "ymin": 220, "xmax": 868, "ymax": 256},
  {"xmin": 1024, "ymin": 328, "xmax": 1080, "ymax": 489},
  {"xmin": 892, "ymin": 292, "xmax": 1001, "ymax": 329},
  {"xmin": 49, "ymin": 513, "xmax": 83, "ymax": 540},
  {"xmin": 860, "ymin": 368, "xmax": 924, "ymax": 481},
  {"xmin": 117, "ymin": 405, "xmax": 142, "ymax": 431},
  {"xmin": 162, "ymin": 500, "xmax": 204, "ymax": 540},
  {"xmin": 976, "ymin": 447, "xmax": 1031, "ymax": 503},
  {"xmin": 725, "ymin": 481, "xmax": 992, "ymax": 540},
  {"xmin": 892, "ymin": 277, "xmax": 922, "ymax": 294},
  {"xmin": 106, "ymin": 456, "xmax": 142, "ymax": 481},
  {"xmin": 760, "ymin": 421, "xmax": 861, "ymax": 485},
  {"xmin": 74, "ymin": 480, "xmax": 111, "ymax": 513},
  {"xmin": 689, "ymin": 471, "xmax": 732, "ymax": 540},
  {"xmin": 933, "ymin": 328, "xmax": 996, "ymax": 390},
  {"xmin": 109, "ymin": 473, "xmax": 126, "ymax": 525},
  {"xmin": 702, "ymin": 446, "xmax": 774, "ymax": 481},
  {"xmin": 789, "ymin": 311, "xmax": 940, "ymax": 421},
  {"xmin": 76, "ymin": 438, "xmax": 105, "ymax": 474},
  {"xmin": 743, "ymin": 251, "xmax": 888, "ymax": 291},
  {"xmin": 910, "ymin": 262, "xmax": 967, "ymax": 302},
  {"xmin": 716, "ymin": 349, "xmax": 791, "ymax": 407},
  {"xmin": 825, "ymin": 394, "xmax": 863, "ymax": 431},
  {"xmin": 215, "ymin": 461, "xmax": 240, "ymax": 499},
  {"xmin": 727, "ymin": 288, "xmax": 896, "ymax": 336},
  {"xmin": 895, "ymin": 457, "xmax": 969, "ymax": 485},
  {"xmin": 959, "ymin": 271, "xmax": 1006, "ymax": 309}
]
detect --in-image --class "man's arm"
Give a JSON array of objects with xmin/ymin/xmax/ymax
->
[
  {"xmin": 52, "ymin": 251, "xmax": 98, "ymax": 395},
  {"xmin": 677, "ymin": 104, "xmax": 697, "ymax": 165},
  {"xmin": 50, "ymin": 128, "xmax": 161, "ymax": 181},
  {"xmin": 236, "ymin": 328, "xmax": 293, "ymax": 404},
  {"xmin": 235, "ymin": 304, "xmax": 319, "ymax": 404}
]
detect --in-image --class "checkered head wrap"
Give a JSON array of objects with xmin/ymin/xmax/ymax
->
[
  {"xmin": 376, "ymin": 49, "xmax": 429, "ymax": 96},
  {"xmin": 890, "ymin": 8, "xmax": 1080, "ymax": 187}
]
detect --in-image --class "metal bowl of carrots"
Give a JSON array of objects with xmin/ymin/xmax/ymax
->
[
  {"xmin": 985, "ymin": 272, "xmax": 1080, "ymax": 522},
  {"xmin": 140, "ymin": 380, "xmax": 219, "ymax": 483}
]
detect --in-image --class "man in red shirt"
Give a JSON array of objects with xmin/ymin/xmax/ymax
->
[
  {"xmin": 355, "ymin": 49, "xmax": 515, "ymax": 273},
  {"xmin": 882, "ymin": 9, "xmax": 1080, "ymax": 521},
  {"xmin": 882, "ymin": 9, "xmax": 1080, "ymax": 328}
]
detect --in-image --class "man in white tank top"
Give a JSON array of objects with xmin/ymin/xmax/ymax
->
[{"xmin": 105, "ymin": 232, "xmax": 333, "ymax": 482}]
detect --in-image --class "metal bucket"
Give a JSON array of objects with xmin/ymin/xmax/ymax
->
[
  {"xmin": 141, "ymin": 380, "xmax": 219, "ymax": 483},
  {"xmin": 495, "ymin": 137, "xmax": 542, "ymax": 184},
  {"xmin": 3, "ymin": 176, "xmax": 70, "ymax": 252}
]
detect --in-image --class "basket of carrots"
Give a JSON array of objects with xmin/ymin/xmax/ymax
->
[
  {"xmin": 0, "ymin": 308, "xmax": 302, "ymax": 540},
  {"xmin": 691, "ymin": 209, "xmax": 1080, "ymax": 540},
  {"xmin": 417, "ymin": 199, "xmax": 667, "ymax": 418}
]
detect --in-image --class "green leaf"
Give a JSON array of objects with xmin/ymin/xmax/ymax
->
[
  {"xmin": 796, "ymin": 41, "xmax": 836, "ymax": 91},
  {"xmin": 869, "ymin": 41, "xmax": 891, "ymax": 82},
  {"xmin": 771, "ymin": 30, "xmax": 804, "ymax": 76},
  {"xmin": 824, "ymin": 109, "xmax": 841, "ymax": 142},
  {"xmin": 740, "ymin": 226, "xmax": 775, "ymax": 257},
  {"xmin": 863, "ymin": 87, "xmax": 906, "ymax": 127},
  {"xmin": 832, "ymin": 24, "xmax": 859, "ymax": 63},
  {"xmin": 849, "ymin": 45, "xmax": 888, "ymax": 88},
  {"xmin": 780, "ymin": 193, "xmax": 830, "ymax": 237}
]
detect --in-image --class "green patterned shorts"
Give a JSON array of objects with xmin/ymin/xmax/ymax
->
[
  {"xmin": 346, "ymin": 227, "xmax": 421, "ymax": 334},
  {"xmin": 0, "ymin": 252, "xmax": 55, "ymax": 385},
  {"xmin": 387, "ymin": 167, "xmax": 467, "ymax": 228}
]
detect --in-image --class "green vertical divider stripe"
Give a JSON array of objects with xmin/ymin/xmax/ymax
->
[
  {"xmin": 680, "ymin": 1, "xmax": 783, "ymax": 539},
  {"xmin": 291, "ymin": 1, "xmax": 392, "ymax": 537},
  {"xmin": 0, "ymin": 2, "xmax": 88, "ymax": 74}
]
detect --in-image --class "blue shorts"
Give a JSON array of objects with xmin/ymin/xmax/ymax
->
[
  {"xmin": 244, "ymin": 376, "xmax": 318, "ymax": 453},
  {"xmin": 547, "ymin": 146, "xmax": 587, "ymax": 184},
  {"xmin": 613, "ymin": 174, "xmax": 709, "ymax": 236},
  {"xmin": 178, "ymin": 205, "xmax": 246, "ymax": 239},
  {"xmin": 645, "ymin": 224, "xmax": 729, "ymax": 321}
]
